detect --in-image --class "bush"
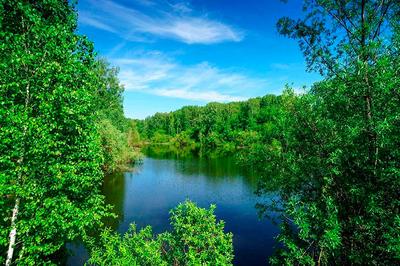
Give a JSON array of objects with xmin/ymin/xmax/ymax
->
[
  {"xmin": 171, "ymin": 131, "xmax": 196, "ymax": 149},
  {"xmin": 160, "ymin": 201, "xmax": 234, "ymax": 265},
  {"xmin": 88, "ymin": 225, "xmax": 166, "ymax": 266},
  {"xmin": 98, "ymin": 119, "xmax": 141, "ymax": 173},
  {"xmin": 150, "ymin": 130, "xmax": 171, "ymax": 144},
  {"xmin": 88, "ymin": 201, "xmax": 234, "ymax": 266}
]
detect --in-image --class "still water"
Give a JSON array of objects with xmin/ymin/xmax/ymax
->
[{"xmin": 67, "ymin": 146, "xmax": 279, "ymax": 265}]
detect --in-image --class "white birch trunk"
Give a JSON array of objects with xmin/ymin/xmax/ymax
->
[
  {"xmin": 5, "ymin": 198, "xmax": 20, "ymax": 266},
  {"xmin": 6, "ymin": 80, "xmax": 30, "ymax": 265}
]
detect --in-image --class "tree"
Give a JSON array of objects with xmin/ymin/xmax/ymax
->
[
  {"xmin": 278, "ymin": 0, "xmax": 400, "ymax": 76},
  {"xmin": 93, "ymin": 59, "xmax": 127, "ymax": 132},
  {"xmin": 0, "ymin": 1, "xmax": 108, "ymax": 264},
  {"xmin": 93, "ymin": 59, "xmax": 140, "ymax": 173},
  {"xmin": 255, "ymin": 1, "xmax": 400, "ymax": 264}
]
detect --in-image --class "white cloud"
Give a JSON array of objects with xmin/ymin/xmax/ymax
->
[
  {"xmin": 169, "ymin": 2, "xmax": 192, "ymax": 14},
  {"xmin": 135, "ymin": 0, "xmax": 155, "ymax": 7},
  {"xmin": 154, "ymin": 89, "xmax": 245, "ymax": 102},
  {"xmin": 79, "ymin": 0, "xmax": 243, "ymax": 44},
  {"xmin": 110, "ymin": 52, "xmax": 267, "ymax": 102},
  {"xmin": 292, "ymin": 86, "xmax": 307, "ymax": 95},
  {"xmin": 79, "ymin": 12, "xmax": 117, "ymax": 33}
]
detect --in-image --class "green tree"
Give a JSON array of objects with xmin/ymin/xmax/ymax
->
[
  {"xmin": 0, "ymin": 1, "xmax": 108, "ymax": 264},
  {"xmin": 255, "ymin": 1, "xmax": 400, "ymax": 264},
  {"xmin": 138, "ymin": 95, "xmax": 284, "ymax": 157},
  {"xmin": 93, "ymin": 59, "xmax": 140, "ymax": 173},
  {"xmin": 97, "ymin": 119, "xmax": 139, "ymax": 173},
  {"xmin": 161, "ymin": 201, "xmax": 234, "ymax": 265},
  {"xmin": 93, "ymin": 59, "xmax": 127, "ymax": 132}
]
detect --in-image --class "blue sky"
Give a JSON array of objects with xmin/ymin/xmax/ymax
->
[{"xmin": 77, "ymin": 0, "xmax": 320, "ymax": 119}]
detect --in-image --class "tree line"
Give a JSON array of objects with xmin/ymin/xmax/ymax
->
[{"xmin": 136, "ymin": 94, "xmax": 284, "ymax": 159}]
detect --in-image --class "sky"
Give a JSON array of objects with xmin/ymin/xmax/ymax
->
[{"xmin": 77, "ymin": 0, "xmax": 320, "ymax": 119}]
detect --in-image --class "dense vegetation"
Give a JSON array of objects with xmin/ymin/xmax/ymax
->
[
  {"xmin": 136, "ymin": 94, "xmax": 284, "ymax": 158},
  {"xmin": 93, "ymin": 59, "xmax": 141, "ymax": 173},
  {"xmin": 263, "ymin": 1, "xmax": 400, "ymax": 264},
  {"xmin": 0, "ymin": 1, "xmax": 109, "ymax": 264},
  {"xmin": 88, "ymin": 201, "xmax": 233, "ymax": 266}
]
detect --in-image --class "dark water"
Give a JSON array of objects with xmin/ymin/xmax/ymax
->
[{"xmin": 67, "ymin": 147, "xmax": 279, "ymax": 265}]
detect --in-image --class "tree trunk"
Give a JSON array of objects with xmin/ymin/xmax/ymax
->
[
  {"xmin": 6, "ymin": 79, "xmax": 30, "ymax": 264},
  {"xmin": 6, "ymin": 198, "xmax": 20, "ymax": 266}
]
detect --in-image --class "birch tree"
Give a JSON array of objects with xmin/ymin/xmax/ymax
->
[{"xmin": 0, "ymin": 0, "xmax": 108, "ymax": 264}]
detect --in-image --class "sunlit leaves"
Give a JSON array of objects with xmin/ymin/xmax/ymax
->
[
  {"xmin": 0, "ymin": 0, "xmax": 109, "ymax": 263},
  {"xmin": 88, "ymin": 201, "xmax": 234, "ymax": 266}
]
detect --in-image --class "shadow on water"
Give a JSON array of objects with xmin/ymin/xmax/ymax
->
[
  {"xmin": 66, "ymin": 145, "xmax": 280, "ymax": 265},
  {"xmin": 142, "ymin": 145, "xmax": 260, "ymax": 188},
  {"xmin": 102, "ymin": 172, "xmax": 126, "ymax": 230}
]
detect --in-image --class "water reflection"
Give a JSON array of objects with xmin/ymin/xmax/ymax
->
[
  {"xmin": 67, "ymin": 145, "xmax": 279, "ymax": 265},
  {"xmin": 143, "ymin": 145, "xmax": 259, "ymax": 187},
  {"xmin": 102, "ymin": 173, "xmax": 125, "ymax": 230}
]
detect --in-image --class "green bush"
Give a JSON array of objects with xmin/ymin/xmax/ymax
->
[
  {"xmin": 98, "ymin": 119, "xmax": 141, "ymax": 173},
  {"xmin": 150, "ymin": 130, "xmax": 172, "ymax": 144},
  {"xmin": 88, "ymin": 225, "xmax": 166, "ymax": 266},
  {"xmin": 88, "ymin": 201, "xmax": 234, "ymax": 266},
  {"xmin": 171, "ymin": 131, "xmax": 196, "ymax": 149},
  {"xmin": 160, "ymin": 201, "xmax": 234, "ymax": 265}
]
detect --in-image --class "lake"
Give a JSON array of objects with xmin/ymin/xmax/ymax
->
[{"xmin": 67, "ymin": 146, "xmax": 279, "ymax": 265}]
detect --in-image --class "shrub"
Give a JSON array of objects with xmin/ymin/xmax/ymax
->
[
  {"xmin": 88, "ymin": 201, "xmax": 234, "ymax": 266},
  {"xmin": 98, "ymin": 119, "xmax": 141, "ymax": 173}
]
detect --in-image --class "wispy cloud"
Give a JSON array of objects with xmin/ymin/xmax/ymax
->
[
  {"xmin": 154, "ymin": 89, "xmax": 244, "ymax": 102},
  {"xmin": 170, "ymin": 2, "xmax": 192, "ymax": 14},
  {"xmin": 111, "ymin": 52, "xmax": 267, "ymax": 102},
  {"xmin": 79, "ymin": 12, "xmax": 117, "ymax": 33},
  {"xmin": 79, "ymin": 0, "xmax": 243, "ymax": 44}
]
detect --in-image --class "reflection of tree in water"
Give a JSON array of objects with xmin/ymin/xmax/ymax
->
[
  {"xmin": 252, "ymin": 164, "xmax": 284, "ymax": 230},
  {"xmin": 142, "ymin": 144, "xmax": 198, "ymax": 159},
  {"xmin": 144, "ymin": 144, "xmax": 260, "ymax": 190},
  {"xmin": 140, "ymin": 145, "xmax": 280, "ymax": 222},
  {"xmin": 182, "ymin": 156, "xmax": 261, "ymax": 191},
  {"xmin": 102, "ymin": 172, "xmax": 126, "ymax": 230}
]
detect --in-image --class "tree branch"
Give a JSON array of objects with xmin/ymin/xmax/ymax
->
[{"xmin": 372, "ymin": 0, "xmax": 392, "ymax": 41}]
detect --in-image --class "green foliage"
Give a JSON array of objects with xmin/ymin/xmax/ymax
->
[
  {"xmin": 98, "ymin": 119, "xmax": 141, "ymax": 173},
  {"xmin": 88, "ymin": 201, "xmax": 234, "ymax": 266},
  {"xmin": 262, "ymin": 67, "xmax": 400, "ymax": 264},
  {"xmin": 277, "ymin": 0, "xmax": 400, "ymax": 76},
  {"xmin": 256, "ymin": 1, "xmax": 400, "ymax": 265},
  {"xmin": 171, "ymin": 131, "xmax": 196, "ymax": 149},
  {"xmin": 88, "ymin": 225, "xmax": 166, "ymax": 266},
  {"xmin": 0, "ymin": 0, "xmax": 110, "ymax": 263},
  {"xmin": 93, "ymin": 59, "xmax": 127, "ymax": 132},
  {"xmin": 126, "ymin": 120, "xmax": 141, "ymax": 147},
  {"xmin": 92, "ymin": 59, "xmax": 141, "ymax": 173},
  {"xmin": 138, "ymin": 96, "xmax": 284, "ymax": 158},
  {"xmin": 150, "ymin": 130, "xmax": 172, "ymax": 144},
  {"xmin": 160, "ymin": 201, "xmax": 234, "ymax": 265}
]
